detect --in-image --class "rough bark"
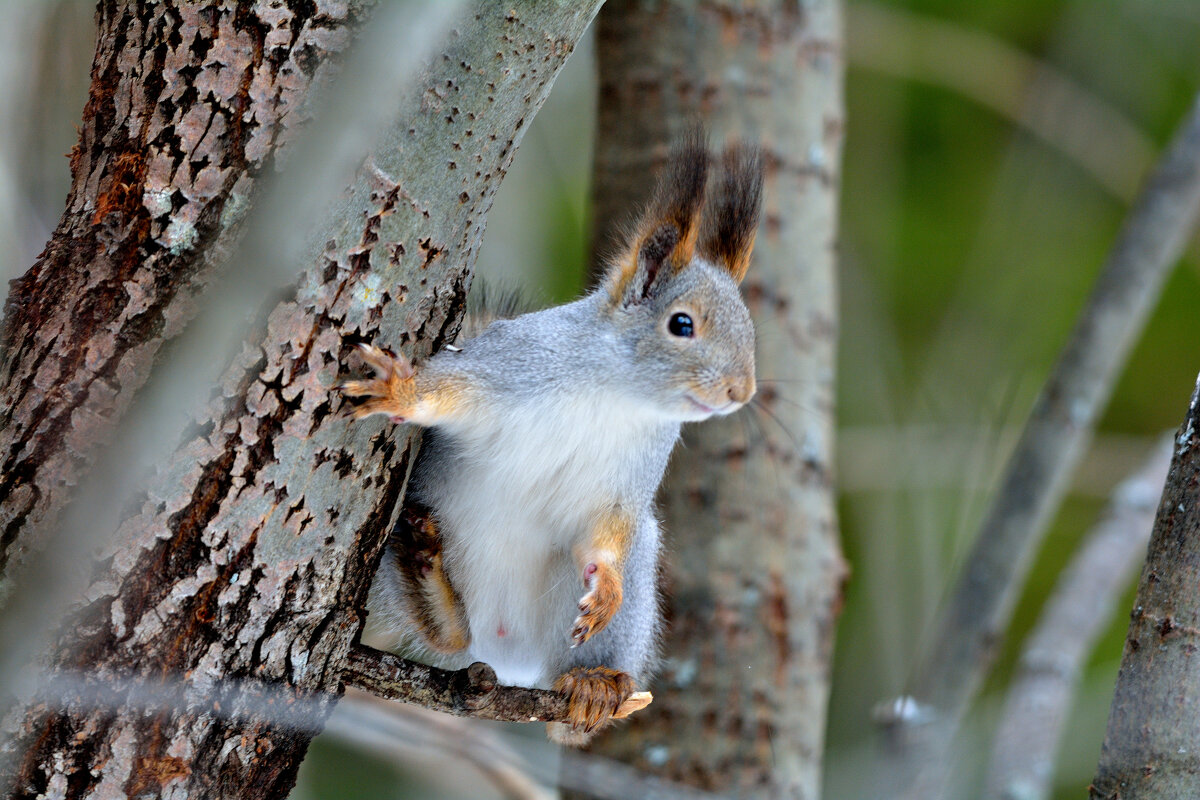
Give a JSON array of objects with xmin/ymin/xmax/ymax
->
[
  {"xmin": 0, "ymin": 1, "xmax": 368, "ymax": 592},
  {"xmin": 583, "ymin": 2, "xmax": 846, "ymax": 798},
  {"xmin": 882, "ymin": 92, "xmax": 1200, "ymax": 800},
  {"xmin": 0, "ymin": 3, "xmax": 602, "ymax": 798},
  {"xmin": 984, "ymin": 436, "xmax": 1172, "ymax": 800},
  {"xmin": 1088, "ymin": 375, "xmax": 1200, "ymax": 798}
]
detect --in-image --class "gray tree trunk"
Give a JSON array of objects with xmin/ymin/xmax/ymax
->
[
  {"xmin": 1089, "ymin": 375, "xmax": 1200, "ymax": 799},
  {"xmin": 0, "ymin": 3, "xmax": 601, "ymax": 798},
  {"xmin": 584, "ymin": 2, "xmax": 846, "ymax": 798}
]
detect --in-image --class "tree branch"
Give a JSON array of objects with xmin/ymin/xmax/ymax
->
[
  {"xmin": 333, "ymin": 689, "xmax": 556, "ymax": 800},
  {"xmin": 1089, "ymin": 375, "xmax": 1200, "ymax": 798},
  {"xmin": 984, "ymin": 435, "xmax": 1174, "ymax": 800},
  {"xmin": 341, "ymin": 645, "xmax": 569, "ymax": 723},
  {"xmin": 341, "ymin": 645, "xmax": 651, "ymax": 724},
  {"xmin": 0, "ymin": 0, "xmax": 369, "ymax": 590},
  {"xmin": 883, "ymin": 90, "xmax": 1200, "ymax": 799}
]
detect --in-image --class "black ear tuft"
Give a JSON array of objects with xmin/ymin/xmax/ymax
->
[
  {"xmin": 644, "ymin": 124, "xmax": 709, "ymax": 254},
  {"xmin": 637, "ymin": 224, "xmax": 682, "ymax": 299},
  {"xmin": 699, "ymin": 143, "xmax": 764, "ymax": 283},
  {"xmin": 606, "ymin": 125, "xmax": 711, "ymax": 303}
]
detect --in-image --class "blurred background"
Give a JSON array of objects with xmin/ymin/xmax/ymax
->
[{"xmin": 2, "ymin": 1, "xmax": 1199, "ymax": 798}]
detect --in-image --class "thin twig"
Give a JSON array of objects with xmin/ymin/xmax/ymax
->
[
  {"xmin": 881, "ymin": 91, "xmax": 1200, "ymax": 799},
  {"xmin": 340, "ymin": 645, "xmax": 652, "ymax": 725},
  {"xmin": 984, "ymin": 435, "xmax": 1173, "ymax": 800}
]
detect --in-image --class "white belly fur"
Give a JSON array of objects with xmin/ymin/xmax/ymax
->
[{"xmin": 432, "ymin": 394, "xmax": 659, "ymax": 687}]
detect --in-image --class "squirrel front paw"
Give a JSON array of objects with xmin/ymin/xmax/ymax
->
[
  {"xmin": 337, "ymin": 343, "xmax": 418, "ymax": 422},
  {"xmin": 571, "ymin": 561, "xmax": 622, "ymax": 647},
  {"xmin": 548, "ymin": 666, "xmax": 645, "ymax": 746}
]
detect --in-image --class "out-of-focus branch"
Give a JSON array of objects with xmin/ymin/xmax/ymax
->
[
  {"xmin": 847, "ymin": 1, "xmax": 1152, "ymax": 201},
  {"xmin": 336, "ymin": 687, "xmax": 728, "ymax": 800},
  {"xmin": 984, "ymin": 435, "xmax": 1174, "ymax": 800},
  {"xmin": 340, "ymin": 645, "xmax": 651, "ymax": 725},
  {"xmin": 1090, "ymin": 376, "xmax": 1200, "ymax": 799},
  {"xmin": 881, "ymin": 91, "xmax": 1200, "ymax": 799},
  {"xmin": 838, "ymin": 426, "xmax": 1161, "ymax": 497},
  {"xmin": 335, "ymin": 688, "xmax": 556, "ymax": 800}
]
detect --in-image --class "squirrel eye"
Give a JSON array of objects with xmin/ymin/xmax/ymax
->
[{"xmin": 668, "ymin": 312, "xmax": 695, "ymax": 338}]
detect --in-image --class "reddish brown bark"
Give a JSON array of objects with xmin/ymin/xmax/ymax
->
[{"xmin": 0, "ymin": 1, "xmax": 364, "ymax": 587}]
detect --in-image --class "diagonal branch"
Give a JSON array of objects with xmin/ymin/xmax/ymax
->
[
  {"xmin": 881, "ymin": 91, "xmax": 1200, "ymax": 798},
  {"xmin": 847, "ymin": 1, "xmax": 1152, "ymax": 201},
  {"xmin": 984, "ymin": 435, "xmax": 1173, "ymax": 800},
  {"xmin": 335, "ymin": 685, "xmax": 724, "ymax": 800}
]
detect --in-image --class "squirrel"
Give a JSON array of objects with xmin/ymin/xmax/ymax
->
[{"xmin": 339, "ymin": 131, "xmax": 763, "ymax": 745}]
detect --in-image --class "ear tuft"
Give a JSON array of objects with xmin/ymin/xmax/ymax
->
[
  {"xmin": 646, "ymin": 125, "xmax": 709, "ymax": 266},
  {"xmin": 699, "ymin": 143, "xmax": 764, "ymax": 283},
  {"xmin": 607, "ymin": 126, "xmax": 709, "ymax": 303},
  {"xmin": 636, "ymin": 224, "xmax": 681, "ymax": 299}
]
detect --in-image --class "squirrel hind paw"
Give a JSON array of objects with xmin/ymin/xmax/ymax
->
[{"xmin": 550, "ymin": 666, "xmax": 637, "ymax": 745}]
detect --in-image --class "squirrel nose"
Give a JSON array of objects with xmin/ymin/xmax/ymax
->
[{"xmin": 727, "ymin": 376, "xmax": 755, "ymax": 406}]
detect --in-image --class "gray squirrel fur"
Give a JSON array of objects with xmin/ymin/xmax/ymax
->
[{"xmin": 344, "ymin": 132, "xmax": 764, "ymax": 743}]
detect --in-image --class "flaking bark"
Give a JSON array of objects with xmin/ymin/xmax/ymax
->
[
  {"xmin": 0, "ymin": 3, "xmax": 602, "ymax": 798},
  {"xmin": 584, "ymin": 2, "xmax": 846, "ymax": 798},
  {"xmin": 0, "ymin": 0, "xmax": 367, "ymax": 591}
]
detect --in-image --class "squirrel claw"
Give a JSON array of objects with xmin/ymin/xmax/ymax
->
[
  {"xmin": 357, "ymin": 342, "xmax": 414, "ymax": 380},
  {"xmin": 336, "ymin": 343, "xmax": 418, "ymax": 421},
  {"xmin": 570, "ymin": 561, "xmax": 622, "ymax": 647},
  {"xmin": 549, "ymin": 666, "xmax": 638, "ymax": 744}
]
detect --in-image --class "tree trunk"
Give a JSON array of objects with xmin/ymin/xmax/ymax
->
[
  {"xmin": 0, "ymin": 3, "xmax": 602, "ymax": 798},
  {"xmin": 584, "ymin": 2, "xmax": 846, "ymax": 798},
  {"xmin": 0, "ymin": 0, "xmax": 367, "ymax": 591},
  {"xmin": 1089, "ymin": 374, "xmax": 1200, "ymax": 799}
]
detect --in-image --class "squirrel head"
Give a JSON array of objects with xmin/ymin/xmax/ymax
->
[{"xmin": 602, "ymin": 131, "xmax": 763, "ymax": 422}]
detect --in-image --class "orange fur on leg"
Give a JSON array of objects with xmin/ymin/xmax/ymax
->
[
  {"xmin": 571, "ymin": 508, "xmax": 633, "ymax": 646},
  {"xmin": 338, "ymin": 343, "xmax": 474, "ymax": 426},
  {"xmin": 390, "ymin": 501, "xmax": 469, "ymax": 654},
  {"xmin": 338, "ymin": 344, "xmax": 419, "ymax": 421}
]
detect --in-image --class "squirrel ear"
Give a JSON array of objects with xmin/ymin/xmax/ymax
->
[
  {"xmin": 607, "ymin": 127, "xmax": 709, "ymax": 305},
  {"xmin": 698, "ymin": 142, "xmax": 764, "ymax": 284}
]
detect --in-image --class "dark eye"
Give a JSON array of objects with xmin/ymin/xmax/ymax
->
[{"xmin": 668, "ymin": 312, "xmax": 694, "ymax": 338}]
